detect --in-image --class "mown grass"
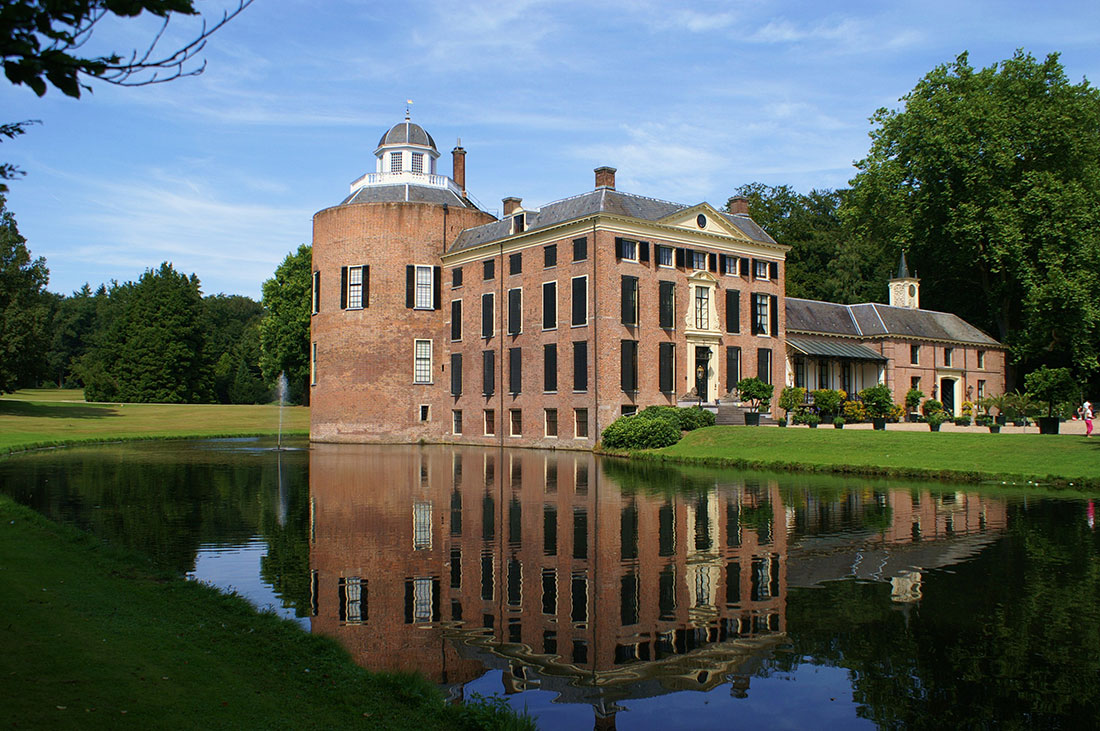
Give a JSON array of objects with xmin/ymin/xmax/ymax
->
[
  {"xmin": 634, "ymin": 425, "xmax": 1100, "ymax": 488},
  {"xmin": 0, "ymin": 389, "xmax": 309, "ymax": 454},
  {"xmin": 0, "ymin": 496, "xmax": 533, "ymax": 730}
]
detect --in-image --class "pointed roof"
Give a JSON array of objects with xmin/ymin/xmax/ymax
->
[{"xmin": 895, "ymin": 251, "xmax": 912, "ymax": 279}]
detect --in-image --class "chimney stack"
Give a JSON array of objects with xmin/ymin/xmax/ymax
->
[
  {"xmin": 728, "ymin": 196, "xmax": 750, "ymax": 215},
  {"xmin": 594, "ymin": 166, "xmax": 616, "ymax": 190},
  {"xmin": 502, "ymin": 197, "xmax": 522, "ymax": 216},
  {"xmin": 451, "ymin": 140, "xmax": 466, "ymax": 195}
]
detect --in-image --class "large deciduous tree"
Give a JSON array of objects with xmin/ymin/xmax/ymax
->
[
  {"xmin": 0, "ymin": 195, "xmax": 49, "ymax": 392},
  {"xmin": 846, "ymin": 50, "xmax": 1100, "ymax": 382},
  {"xmin": 260, "ymin": 245, "xmax": 311, "ymax": 405}
]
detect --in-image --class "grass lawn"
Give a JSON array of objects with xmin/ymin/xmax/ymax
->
[
  {"xmin": 0, "ymin": 388, "xmax": 310, "ymax": 454},
  {"xmin": 0, "ymin": 496, "xmax": 530, "ymax": 730},
  {"xmin": 646, "ymin": 425, "xmax": 1100, "ymax": 488}
]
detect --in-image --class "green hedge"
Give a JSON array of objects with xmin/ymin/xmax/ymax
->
[
  {"xmin": 637, "ymin": 405, "xmax": 715, "ymax": 431},
  {"xmin": 601, "ymin": 415, "xmax": 681, "ymax": 449}
]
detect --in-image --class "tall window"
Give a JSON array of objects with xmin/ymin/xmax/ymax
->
[
  {"xmin": 758, "ymin": 348, "xmax": 772, "ymax": 384},
  {"xmin": 543, "ymin": 281, "xmax": 557, "ymax": 329},
  {"xmin": 621, "ymin": 340, "xmax": 638, "ymax": 393},
  {"xmin": 509, "ymin": 347, "xmax": 522, "ymax": 394},
  {"xmin": 483, "ymin": 260, "xmax": 495, "ymax": 280},
  {"xmin": 753, "ymin": 294, "xmax": 769, "ymax": 335},
  {"xmin": 507, "ymin": 288, "xmax": 522, "ymax": 335},
  {"xmin": 544, "ymin": 244, "xmax": 557, "ymax": 268},
  {"xmin": 543, "ymin": 343, "xmax": 557, "ymax": 392},
  {"xmin": 818, "ymin": 361, "xmax": 829, "ymax": 390},
  {"xmin": 452, "ymin": 267, "xmax": 463, "ymax": 287},
  {"xmin": 573, "ymin": 341, "xmax": 588, "ymax": 392},
  {"xmin": 694, "ymin": 286, "xmax": 710, "ymax": 329},
  {"xmin": 450, "ymin": 300, "xmax": 462, "ymax": 341},
  {"xmin": 342, "ymin": 265, "xmax": 368, "ymax": 309},
  {"xmin": 977, "ymin": 350, "xmax": 986, "ymax": 369},
  {"xmin": 311, "ymin": 271, "xmax": 320, "ymax": 314},
  {"xmin": 484, "ymin": 409, "xmax": 495, "ymax": 436},
  {"xmin": 726, "ymin": 346, "xmax": 741, "ymax": 392},
  {"xmin": 659, "ymin": 281, "xmax": 675, "ymax": 329},
  {"xmin": 450, "ymin": 353, "xmax": 462, "ymax": 395},
  {"xmin": 509, "ymin": 252, "xmax": 522, "ymax": 275},
  {"xmin": 413, "ymin": 340, "xmax": 432, "ymax": 384},
  {"xmin": 571, "ymin": 276, "xmax": 587, "ymax": 326},
  {"xmin": 414, "ymin": 265, "xmax": 433, "ymax": 309},
  {"xmin": 390, "ymin": 151, "xmax": 402, "ymax": 172},
  {"xmin": 453, "ymin": 410, "xmax": 462, "ymax": 435},
  {"xmin": 944, "ymin": 347, "xmax": 954, "ymax": 367},
  {"xmin": 978, "ymin": 379, "xmax": 986, "ymax": 398},
  {"xmin": 481, "ymin": 293, "xmax": 494, "ymax": 338},
  {"xmin": 911, "ymin": 344, "xmax": 920, "ymax": 365},
  {"xmin": 510, "ymin": 409, "xmax": 522, "ymax": 437},
  {"xmin": 621, "ymin": 276, "xmax": 638, "ymax": 326},
  {"xmin": 482, "ymin": 350, "xmax": 495, "ymax": 395},
  {"xmin": 659, "ymin": 342, "xmax": 675, "ymax": 393},
  {"xmin": 572, "ymin": 237, "xmax": 587, "ymax": 262},
  {"xmin": 411, "ymin": 152, "xmax": 424, "ymax": 173},
  {"xmin": 545, "ymin": 409, "xmax": 558, "ymax": 437},
  {"xmin": 310, "ymin": 342, "xmax": 317, "ymax": 385},
  {"xmin": 574, "ymin": 409, "xmax": 589, "ymax": 438}
]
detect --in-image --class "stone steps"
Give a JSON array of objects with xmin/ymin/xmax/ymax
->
[{"xmin": 716, "ymin": 403, "xmax": 777, "ymax": 426}]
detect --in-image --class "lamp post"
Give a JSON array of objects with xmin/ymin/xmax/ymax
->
[{"xmin": 696, "ymin": 365, "xmax": 705, "ymax": 409}]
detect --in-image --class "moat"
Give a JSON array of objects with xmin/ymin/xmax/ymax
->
[{"xmin": 2, "ymin": 438, "xmax": 1097, "ymax": 729}]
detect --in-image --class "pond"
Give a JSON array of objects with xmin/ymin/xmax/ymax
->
[{"xmin": 2, "ymin": 438, "xmax": 1099, "ymax": 729}]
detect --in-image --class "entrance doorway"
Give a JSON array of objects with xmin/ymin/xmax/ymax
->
[
  {"xmin": 695, "ymin": 347, "xmax": 712, "ymax": 403},
  {"xmin": 940, "ymin": 377, "xmax": 956, "ymax": 415}
]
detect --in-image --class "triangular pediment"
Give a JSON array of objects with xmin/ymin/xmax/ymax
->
[{"xmin": 657, "ymin": 203, "xmax": 751, "ymax": 241}]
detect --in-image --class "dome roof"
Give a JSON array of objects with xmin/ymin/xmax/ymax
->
[{"xmin": 376, "ymin": 120, "xmax": 437, "ymax": 151}]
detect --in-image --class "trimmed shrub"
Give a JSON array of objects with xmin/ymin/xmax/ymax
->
[
  {"xmin": 637, "ymin": 405, "xmax": 714, "ymax": 431},
  {"xmin": 811, "ymin": 389, "xmax": 843, "ymax": 418},
  {"xmin": 922, "ymin": 399, "xmax": 944, "ymax": 416},
  {"xmin": 842, "ymin": 400, "xmax": 867, "ymax": 423},
  {"xmin": 600, "ymin": 415, "xmax": 681, "ymax": 450}
]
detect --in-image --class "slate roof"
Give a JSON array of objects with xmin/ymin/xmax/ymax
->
[
  {"xmin": 786, "ymin": 297, "xmax": 1002, "ymax": 347},
  {"xmin": 786, "ymin": 336, "xmax": 887, "ymax": 361},
  {"xmin": 376, "ymin": 121, "xmax": 437, "ymax": 151},
  {"xmin": 340, "ymin": 184, "xmax": 471, "ymax": 207},
  {"xmin": 448, "ymin": 188, "xmax": 778, "ymax": 253}
]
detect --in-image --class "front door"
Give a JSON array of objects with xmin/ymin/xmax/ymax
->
[
  {"xmin": 940, "ymin": 377, "xmax": 956, "ymax": 415},
  {"xmin": 695, "ymin": 347, "xmax": 711, "ymax": 402}
]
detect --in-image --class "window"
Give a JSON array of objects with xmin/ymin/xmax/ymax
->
[
  {"xmin": 450, "ymin": 353, "xmax": 462, "ymax": 395},
  {"xmin": 657, "ymin": 245, "xmax": 673, "ymax": 267},
  {"xmin": 571, "ymin": 276, "xmax": 587, "ymax": 326},
  {"xmin": 818, "ymin": 360, "xmax": 829, "ymax": 390},
  {"xmin": 695, "ymin": 286, "xmax": 710, "ymax": 329},
  {"xmin": 510, "ymin": 409, "xmax": 522, "ymax": 437},
  {"xmin": 414, "ymin": 340, "xmax": 432, "ymax": 384},
  {"xmin": 509, "ymin": 347, "xmax": 522, "ymax": 394},
  {"xmin": 481, "ymin": 293, "xmax": 494, "ymax": 338},
  {"xmin": 622, "ymin": 405, "xmax": 638, "ymax": 416},
  {"xmin": 726, "ymin": 346, "xmax": 741, "ymax": 392},
  {"xmin": 484, "ymin": 409, "xmax": 495, "ymax": 436},
  {"xmin": 390, "ymin": 151, "xmax": 402, "ymax": 172},
  {"xmin": 659, "ymin": 342, "xmax": 675, "ymax": 393},
  {"xmin": 452, "ymin": 267, "xmax": 463, "ymax": 288},
  {"xmin": 725, "ymin": 289, "xmax": 740, "ymax": 333},
  {"xmin": 483, "ymin": 259, "xmax": 495, "ymax": 280},
  {"xmin": 511, "ymin": 214, "xmax": 525, "ymax": 235},
  {"xmin": 978, "ymin": 379, "xmax": 986, "ymax": 398},
  {"xmin": 758, "ymin": 348, "xmax": 772, "ymax": 384},
  {"xmin": 418, "ymin": 404, "xmax": 430, "ymax": 422},
  {"xmin": 944, "ymin": 347, "xmax": 953, "ymax": 367},
  {"xmin": 411, "ymin": 152, "xmax": 424, "ymax": 173},
  {"xmin": 659, "ymin": 281, "xmax": 675, "ymax": 329},
  {"xmin": 311, "ymin": 271, "xmax": 320, "ymax": 314},
  {"xmin": 575, "ymin": 408, "xmax": 589, "ymax": 438},
  {"xmin": 453, "ymin": 410, "xmax": 462, "ymax": 435},
  {"xmin": 692, "ymin": 251, "xmax": 707, "ymax": 270},
  {"xmin": 338, "ymin": 577, "xmax": 366, "ymax": 623},
  {"xmin": 977, "ymin": 350, "xmax": 986, "ymax": 369},
  {"xmin": 544, "ymin": 343, "xmax": 557, "ymax": 392},
  {"xmin": 754, "ymin": 259, "xmax": 769, "ymax": 279},
  {"xmin": 910, "ymin": 344, "xmax": 920, "ymax": 365},
  {"xmin": 310, "ymin": 342, "xmax": 317, "ymax": 385},
  {"xmin": 509, "ymin": 252, "xmax": 522, "ymax": 275},
  {"xmin": 413, "ymin": 265, "xmax": 433, "ymax": 309},
  {"xmin": 911, "ymin": 376, "xmax": 921, "ymax": 390},
  {"xmin": 616, "ymin": 238, "xmax": 637, "ymax": 261},
  {"xmin": 573, "ymin": 341, "xmax": 588, "ymax": 392},
  {"xmin": 342, "ymin": 265, "xmax": 369, "ymax": 309},
  {"xmin": 507, "ymin": 288, "xmax": 522, "ymax": 335},
  {"xmin": 482, "ymin": 350, "xmax": 495, "ymax": 395},
  {"xmin": 450, "ymin": 300, "xmax": 462, "ymax": 341},
  {"xmin": 795, "ymin": 358, "xmax": 806, "ymax": 388},
  {"xmin": 543, "ymin": 281, "xmax": 557, "ymax": 329},
  {"xmin": 621, "ymin": 340, "xmax": 638, "ymax": 393},
  {"xmin": 413, "ymin": 501, "xmax": 432, "ymax": 549},
  {"xmin": 722, "ymin": 255, "xmax": 738, "ymax": 275},
  {"xmin": 545, "ymin": 409, "xmax": 558, "ymax": 437},
  {"xmin": 752, "ymin": 293, "xmax": 769, "ymax": 335},
  {"xmin": 572, "ymin": 237, "xmax": 587, "ymax": 262},
  {"xmin": 621, "ymin": 275, "xmax": 639, "ymax": 326},
  {"xmin": 544, "ymin": 244, "xmax": 557, "ymax": 268}
]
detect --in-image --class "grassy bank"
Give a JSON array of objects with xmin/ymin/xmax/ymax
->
[
  {"xmin": 0, "ymin": 496, "xmax": 529, "ymax": 729},
  {"xmin": 634, "ymin": 426, "xmax": 1100, "ymax": 488},
  {"xmin": 0, "ymin": 389, "xmax": 310, "ymax": 454}
]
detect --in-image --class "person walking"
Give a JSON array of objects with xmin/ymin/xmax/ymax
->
[{"xmin": 1079, "ymin": 401, "xmax": 1093, "ymax": 437}]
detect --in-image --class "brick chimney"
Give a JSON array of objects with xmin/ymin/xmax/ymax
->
[
  {"xmin": 728, "ymin": 196, "xmax": 750, "ymax": 215},
  {"xmin": 451, "ymin": 140, "xmax": 466, "ymax": 195},
  {"xmin": 502, "ymin": 197, "xmax": 522, "ymax": 216},
  {"xmin": 594, "ymin": 166, "xmax": 616, "ymax": 190}
]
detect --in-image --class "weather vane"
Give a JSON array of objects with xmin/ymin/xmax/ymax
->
[{"xmin": 405, "ymin": 99, "xmax": 413, "ymax": 120}]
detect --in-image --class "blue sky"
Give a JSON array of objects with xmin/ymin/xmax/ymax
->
[{"xmin": 3, "ymin": 0, "xmax": 1099, "ymax": 299}]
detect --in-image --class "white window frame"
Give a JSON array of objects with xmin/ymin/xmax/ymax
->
[
  {"xmin": 418, "ymin": 404, "xmax": 431, "ymax": 422},
  {"xmin": 347, "ymin": 264, "xmax": 365, "ymax": 309},
  {"xmin": 509, "ymin": 409, "xmax": 522, "ymax": 437},
  {"xmin": 620, "ymin": 239, "xmax": 638, "ymax": 262},
  {"xmin": 310, "ymin": 342, "xmax": 317, "ymax": 385},
  {"xmin": 390, "ymin": 151, "xmax": 403, "ymax": 172},
  {"xmin": 508, "ymin": 287, "xmax": 523, "ymax": 335},
  {"xmin": 754, "ymin": 260, "xmax": 769, "ymax": 280},
  {"xmin": 657, "ymin": 245, "xmax": 674, "ymax": 268},
  {"xmin": 722, "ymin": 256, "xmax": 738, "ymax": 275},
  {"xmin": 311, "ymin": 271, "xmax": 320, "ymax": 314},
  {"xmin": 977, "ymin": 350, "xmax": 985, "ymax": 369},
  {"xmin": 484, "ymin": 409, "xmax": 496, "ymax": 436},
  {"xmin": 411, "ymin": 152, "xmax": 424, "ymax": 174},
  {"xmin": 452, "ymin": 409, "xmax": 462, "ymax": 435},
  {"xmin": 754, "ymin": 293, "xmax": 770, "ymax": 336},
  {"xmin": 414, "ymin": 265, "xmax": 433, "ymax": 310},
  {"xmin": 571, "ymin": 275, "xmax": 588, "ymax": 328},
  {"xmin": 412, "ymin": 577, "xmax": 433, "ymax": 622},
  {"xmin": 542, "ymin": 280, "xmax": 557, "ymax": 331},
  {"xmin": 545, "ymin": 408, "xmax": 558, "ymax": 438},
  {"xmin": 944, "ymin": 347, "xmax": 954, "ymax": 367},
  {"xmin": 694, "ymin": 286, "xmax": 710, "ymax": 330},
  {"xmin": 450, "ymin": 299, "xmax": 462, "ymax": 342},
  {"xmin": 413, "ymin": 339, "xmax": 433, "ymax": 384},
  {"xmin": 574, "ymin": 408, "xmax": 589, "ymax": 439},
  {"xmin": 692, "ymin": 251, "xmax": 707, "ymax": 270},
  {"xmin": 413, "ymin": 502, "xmax": 432, "ymax": 550}
]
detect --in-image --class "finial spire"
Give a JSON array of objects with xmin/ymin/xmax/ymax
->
[
  {"xmin": 897, "ymin": 251, "xmax": 911, "ymax": 279},
  {"xmin": 405, "ymin": 99, "xmax": 413, "ymax": 121}
]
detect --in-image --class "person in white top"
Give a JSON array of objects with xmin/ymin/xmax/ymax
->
[{"xmin": 1079, "ymin": 401, "xmax": 1093, "ymax": 437}]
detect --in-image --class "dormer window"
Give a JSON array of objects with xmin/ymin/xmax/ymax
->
[
  {"xmin": 411, "ymin": 153, "xmax": 424, "ymax": 174},
  {"xmin": 390, "ymin": 152, "xmax": 403, "ymax": 172},
  {"xmin": 511, "ymin": 214, "xmax": 526, "ymax": 234}
]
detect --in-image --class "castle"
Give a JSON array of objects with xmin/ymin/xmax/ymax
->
[{"xmin": 309, "ymin": 117, "xmax": 1004, "ymax": 446}]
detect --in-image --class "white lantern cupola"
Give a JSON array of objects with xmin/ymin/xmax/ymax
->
[{"xmin": 374, "ymin": 111, "xmax": 440, "ymax": 176}]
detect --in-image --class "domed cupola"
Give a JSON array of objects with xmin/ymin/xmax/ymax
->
[{"xmin": 373, "ymin": 112, "xmax": 440, "ymax": 176}]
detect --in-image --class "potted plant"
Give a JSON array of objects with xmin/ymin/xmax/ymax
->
[
  {"xmin": 778, "ymin": 386, "xmax": 806, "ymax": 428},
  {"xmin": 926, "ymin": 410, "xmax": 948, "ymax": 431},
  {"xmin": 833, "ymin": 416, "xmax": 845, "ymax": 429},
  {"xmin": 1024, "ymin": 366, "xmax": 1078, "ymax": 435},
  {"xmin": 980, "ymin": 394, "xmax": 1007, "ymax": 425},
  {"xmin": 804, "ymin": 412, "xmax": 821, "ymax": 428},
  {"xmin": 954, "ymin": 414, "xmax": 972, "ymax": 427},
  {"xmin": 905, "ymin": 388, "xmax": 924, "ymax": 422},
  {"xmin": 921, "ymin": 399, "xmax": 943, "ymax": 417},
  {"xmin": 859, "ymin": 384, "xmax": 895, "ymax": 430},
  {"xmin": 811, "ymin": 389, "xmax": 843, "ymax": 422},
  {"xmin": 737, "ymin": 377, "xmax": 774, "ymax": 426}
]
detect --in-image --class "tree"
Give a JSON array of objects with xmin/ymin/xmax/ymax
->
[
  {"xmin": 203, "ymin": 293, "xmax": 266, "ymax": 403},
  {"xmin": 45, "ymin": 283, "xmax": 99, "ymax": 386},
  {"xmin": 260, "ymin": 245, "xmax": 311, "ymax": 405},
  {"xmin": 846, "ymin": 50, "xmax": 1100, "ymax": 384},
  {"xmin": 0, "ymin": 195, "xmax": 49, "ymax": 393}
]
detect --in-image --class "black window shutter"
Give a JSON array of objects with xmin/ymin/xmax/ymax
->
[
  {"xmin": 739, "ymin": 257, "xmax": 750, "ymax": 276},
  {"xmin": 769, "ymin": 261, "xmax": 779, "ymax": 280},
  {"xmin": 573, "ymin": 341, "xmax": 588, "ymax": 392},
  {"xmin": 432, "ymin": 266, "xmax": 441, "ymax": 309},
  {"xmin": 483, "ymin": 350, "xmax": 494, "ymax": 395},
  {"xmin": 719, "ymin": 254, "xmax": 728, "ymax": 274},
  {"xmin": 508, "ymin": 289, "xmax": 521, "ymax": 335},
  {"xmin": 544, "ymin": 244, "xmax": 556, "ymax": 268},
  {"xmin": 621, "ymin": 276, "xmax": 637, "ymax": 325},
  {"xmin": 341, "ymin": 266, "xmax": 348, "ymax": 310},
  {"xmin": 451, "ymin": 300, "xmax": 462, "ymax": 340},
  {"xmin": 543, "ymin": 282, "xmax": 556, "ymax": 329},
  {"xmin": 659, "ymin": 281, "xmax": 674, "ymax": 329},
  {"xmin": 405, "ymin": 265, "xmax": 414, "ymax": 308},
  {"xmin": 615, "ymin": 237, "xmax": 624, "ymax": 259},
  {"xmin": 727, "ymin": 346, "xmax": 741, "ymax": 391},
  {"xmin": 509, "ymin": 347, "xmax": 522, "ymax": 394},
  {"xmin": 362, "ymin": 266, "xmax": 370, "ymax": 307},
  {"xmin": 639, "ymin": 242, "xmax": 650, "ymax": 262},
  {"xmin": 709, "ymin": 253, "xmax": 718, "ymax": 272},
  {"xmin": 659, "ymin": 342, "xmax": 674, "ymax": 393},
  {"xmin": 450, "ymin": 353, "xmax": 462, "ymax": 396},
  {"xmin": 751, "ymin": 295, "xmax": 761, "ymax": 335},
  {"xmin": 620, "ymin": 340, "xmax": 637, "ymax": 393},
  {"xmin": 758, "ymin": 348, "xmax": 772, "ymax": 384},
  {"xmin": 573, "ymin": 237, "xmax": 587, "ymax": 261},
  {"xmin": 482, "ymin": 293, "xmax": 493, "ymax": 338},
  {"xmin": 726, "ymin": 290, "xmax": 740, "ymax": 333},
  {"xmin": 313, "ymin": 271, "xmax": 320, "ymax": 313},
  {"xmin": 453, "ymin": 267, "xmax": 463, "ymax": 287},
  {"xmin": 769, "ymin": 294, "xmax": 779, "ymax": 336},
  {"xmin": 544, "ymin": 344, "xmax": 557, "ymax": 392},
  {"xmin": 685, "ymin": 248, "xmax": 696, "ymax": 267},
  {"xmin": 572, "ymin": 278, "xmax": 586, "ymax": 326},
  {"xmin": 675, "ymin": 248, "xmax": 685, "ymax": 268}
]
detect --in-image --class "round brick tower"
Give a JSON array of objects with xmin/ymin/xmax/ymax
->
[{"xmin": 310, "ymin": 117, "xmax": 495, "ymax": 442}]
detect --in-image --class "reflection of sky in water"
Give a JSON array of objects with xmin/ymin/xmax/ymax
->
[{"xmin": 187, "ymin": 539, "xmax": 310, "ymax": 629}]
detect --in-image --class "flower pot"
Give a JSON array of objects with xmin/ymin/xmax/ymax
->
[
  {"xmin": 872, "ymin": 418, "xmax": 887, "ymax": 431},
  {"xmin": 929, "ymin": 423, "xmax": 941, "ymax": 432},
  {"xmin": 1012, "ymin": 419, "xmax": 1027, "ymax": 427},
  {"xmin": 834, "ymin": 423, "xmax": 844, "ymax": 429},
  {"xmin": 1038, "ymin": 417, "xmax": 1060, "ymax": 435},
  {"xmin": 995, "ymin": 415, "xmax": 1007, "ymax": 426},
  {"xmin": 808, "ymin": 422, "xmax": 818, "ymax": 428},
  {"xmin": 988, "ymin": 425, "xmax": 1001, "ymax": 433},
  {"xmin": 777, "ymin": 420, "xmax": 787, "ymax": 427},
  {"xmin": 744, "ymin": 412, "xmax": 761, "ymax": 426}
]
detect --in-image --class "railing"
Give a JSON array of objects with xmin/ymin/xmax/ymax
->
[{"xmin": 348, "ymin": 171, "xmax": 464, "ymax": 197}]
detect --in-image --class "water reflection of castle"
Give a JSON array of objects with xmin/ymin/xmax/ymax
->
[{"xmin": 306, "ymin": 445, "xmax": 1006, "ymax": 725}]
